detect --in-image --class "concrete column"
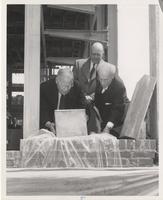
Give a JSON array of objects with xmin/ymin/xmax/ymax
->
[{"xmin": 23, "ymin": 5, "xmax": 41, "ymax": 138}]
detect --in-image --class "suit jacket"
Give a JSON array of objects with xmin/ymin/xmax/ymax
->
[
  {"xmin": 40, "ymin": 77, "xmax": 86, "ymax": 128},
  {"xmin": 73, "ymin": 58, "xmax": 105, "ymax": 95},
  {"xmin": 95, "ymin": 76, "xmax": 129, "ymax": 130}
]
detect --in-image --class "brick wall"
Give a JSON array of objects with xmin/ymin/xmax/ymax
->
[
  {"xmin": 6, "ymin": 139, "xmax": 157, "ymax": 168},
  {"xmin": 118, "ymin": 139, "xmax": 157, "ymax": 167},
  {"xmin": 6, "ymin": 151, "xmax": 21, "ymax": 168}
]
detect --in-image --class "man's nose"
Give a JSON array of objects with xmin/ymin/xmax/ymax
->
[{"xmin": 94, "ymin": 54, "xmax": 99, "ymax": 58}]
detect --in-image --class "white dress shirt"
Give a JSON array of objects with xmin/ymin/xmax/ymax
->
[
  {"xmin": 101, "ymin": 87, "xmax": 108, "ymax": 94},
  {"xmin": 57, "ymin": 92, "xmax": 62, "ymax": 109}
]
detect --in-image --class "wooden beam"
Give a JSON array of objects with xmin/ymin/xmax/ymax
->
[
  {"xmin": 106, "ymin": 5, "xmax": 118, "ymax": 66},
  {"xmin": 41, "ymin": 6, "xmax": 47, "ymax": 69},
  {"xmin": 47, "ymin": 5, "xmax": 95, "ymax": 14},
  {"xmin": 120, "ymin": 75, "xmax": 156, "ymax": 139},
  {"xmin": 46, "ymin": 57, "xmax": 79, "ymax": 65},
  {"xmin": 149, "ymin": 5, "xmax": 159, "ymax": 140},
  {"xmin": 83, "ymin": 10, "xmax": 97, "ymax": 58},
  {"xmin": 44, "ymin": 29, "xmax": 108, "ymax": 45},
  {"xmin": 23, "ymin": 5, "xmax": 41, "ymax": 138},
  {"xmin": 96, "ymin": 5, "xmax": 105, "ymax": 31}
]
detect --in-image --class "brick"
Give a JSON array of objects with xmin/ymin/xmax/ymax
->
[
  {"xmin": 7, "ymin": 159, "xmax": 15, "ymax": 167},
  {"xmin": 149, "ymin": 140, "xmax": 157, "ymax": 150},
  {"xmin": 135, "ymin": 140, "xmax": 156, "ymax": 150},
  {"xmin": 126, "ymin": 140, "xmax": 136, "ymax": 150},
  {"xmin": 120, "ymin": 151, "xmax": 132, "ymax": 158},
  {"xmin": 106, "ymin": 159, "xmax": 122, "ymax": 167},
  {"xmin": 118, "ymin": 139, "xmax": 136, "ymax": 150},
  {"xmin": 7, "ymin": 151, "xmax": 20, "ymax": 159},
  {"xmin": 138, "ymin": 158, "xmax": 153, "ymax": 166},
  {"xmin": 118, "ymin": 139, "xmax": 127, "ymax": 150},
  {"xmin": 129, "ymin": 158, "xmax": 139, "ymax": 167},
  {"xmin": 121, "ymin": 158, "xmax": 130, "ymax": 167},
  {"xmin": 132, "ymin": 151, "xmax": 155, "ymax": 158},
  {"xmin": 6, "ymin": 151, "xmax": 21, "ymax": 168},
  {"xmin": 129, "ymin": 158, "xmax": 154, "ymax": 167}
]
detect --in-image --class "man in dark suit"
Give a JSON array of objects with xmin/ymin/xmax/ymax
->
[
  {"xmin": 73, "ymin": 42, "xmax": 105, "ymax": 133},
  {"xmin": 95, "ymin": 62, "xmax": 129, "ymax": 138},
  {"xmin": 40, "ymin": 68, "xmax": 87, "ymax": 133}
]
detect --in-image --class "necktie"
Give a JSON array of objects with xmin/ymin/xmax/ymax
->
[
  {"xmin": 57, "ymin": 93, "xmax": 65, "ymax": 110},
  {"xmin": 59, "ymin": 95, "xmax": 65, "ymax": 109},
  {"xmin": 101, "ymin": 88, "xmax": 106, "ymax": 94},
  {"xmin": 90, "ymin": 63, "xmax": 96, "ymax": 80}
]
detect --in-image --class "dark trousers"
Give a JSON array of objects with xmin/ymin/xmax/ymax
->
[{"xmin": 87, "ymin": 106, "xmax": 101, "ymax": 134}]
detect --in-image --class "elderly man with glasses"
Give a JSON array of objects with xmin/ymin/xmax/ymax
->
[{"xmin": 40, "ymin": 68, "xmax": 87, "ymax": 133}]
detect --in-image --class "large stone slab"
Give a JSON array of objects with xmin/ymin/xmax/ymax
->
[{"xmin": 120, "ymin": 75, "xmax": 156, "ymax": 139}]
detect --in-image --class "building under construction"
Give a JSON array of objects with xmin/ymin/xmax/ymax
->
[{"xmin": 5, "ymin": 4, "xmax": 162, "ymax": 196}]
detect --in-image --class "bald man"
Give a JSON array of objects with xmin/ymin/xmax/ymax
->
[
  {"xmin": 73, "ymin": 42, "xmax": 106, "ymax": 133},
  {"xmin": 40, "ymin": 68, "xmax": 87, "ymax": 133},
  {"xmin": 73, "ymin": 42, "xmax": 105, "ymax": 99},
  {"xmin": 95, "ymin": 63, "xmax": 129, "ymax": 138}
]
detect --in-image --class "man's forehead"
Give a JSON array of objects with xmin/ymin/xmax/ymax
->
[
  {"xmin": 99, "ymin": 72, "xmax": 110, "ymax": 78},
  {"xmin": 92, "ymin": 48, "xmax": 103, "ymax": 53},
  {"xmin": 98, "ymin": 68, "xmax": 114, "ymax": 78},
  {"xmin": 60, "ymin": 76, "xmax": 72, "ymax": 82}
]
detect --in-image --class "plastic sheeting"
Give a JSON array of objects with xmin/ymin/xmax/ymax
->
[
  {"xmin": 20, "ymin": 129, "xmax": 122, "ymax": 168},
  {"xmin": 6, "ymin": 167, "xmax": 158, "ymax": 196}
]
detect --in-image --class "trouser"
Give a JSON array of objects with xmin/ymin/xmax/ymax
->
[{"xmin": 87, "ymin": 106, "xmax": 101, "ymax": 134}]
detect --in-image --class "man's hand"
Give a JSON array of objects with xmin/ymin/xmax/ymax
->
[
  {"xmin": 103, "ymin": 122, "xmax": 114, "ymax": 133},
  {"xmin": 89, "ymin": 93, "xmax": 95, "ymax": 100},
  {"xmin": 45, "ymin": 121, "xmax": 56, "ymax": 135},
  {"xmin": 106, "ymin": 121, "xmax": 114, "ymax": 129},
  {"xmin": 85, "ymin": 95, "xmax": 93, "ymax": 104},
  {"xmin": 103, "ymin": 121, "xmax": 114, "ymax": 133}
]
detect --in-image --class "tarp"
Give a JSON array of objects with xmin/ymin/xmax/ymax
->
[
  {"xmin": 20, "ymin": 129, "xmax": 122, "ymax": 168},
  {"xmin": 7, "ymin": 167, "xmax": 158, "ymax": 196}
]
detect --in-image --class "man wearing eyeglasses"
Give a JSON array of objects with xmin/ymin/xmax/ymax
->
[
  {"xmin": 73, "ymin": 42, "xmax": 106, "ymax": 133},
  {"xmin": 40, "ymin": 68, "xmax": 87, "ymax": 133},
  {"xmin": 95, "ymin": 62, "xmax": 129, "ymax": 138}
]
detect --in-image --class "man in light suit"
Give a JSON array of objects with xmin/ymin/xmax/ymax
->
[
  {"xmin": 95, "ymin": 62, "xmax": 129, "ymax": 138},
  {"xmin": 73, "ymin": 42, "xmax": 105, "ymax": 133}
]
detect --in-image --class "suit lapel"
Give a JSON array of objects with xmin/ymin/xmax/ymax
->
[
  {"xmin": 81, "ymin": 58, "xmax": 105, "ymax": 83},
  {"xmin": 89, "ymin": 64, "xmax": 96, "ymax": 81},
  {"xmin": 52, "ymin": 79, "xmax": 59, "ymax": 109},
  {"xmin": 81, "ymin": 58, "xmax": 91, "ymax": 82},
  {"xmin": 89, "ymin": 59, "xmax": 104, "ymax": 82},
  {"xmin": 102, "ymin": 79, "xmax": 115, "ymax": 101}
]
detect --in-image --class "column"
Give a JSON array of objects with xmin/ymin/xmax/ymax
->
[
  {"xmin": 23, "ymin": 5, "xmax": 41, "ymax": 138},
  {"xmin": 106, "ymin": 5, "xmax": 118, "ymax": 66},
  {"xmin": 149, "ymin": 5, "xmax": 159, "ymax": 140}
]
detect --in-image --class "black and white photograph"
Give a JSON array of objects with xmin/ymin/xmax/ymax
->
[{"xmin": 1, "ymin": 0, "xmax": 163, "ymax": 199}]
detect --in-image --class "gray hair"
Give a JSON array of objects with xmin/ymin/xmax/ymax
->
[
  {"xmin": 97, "ymin": 62, "xmax": 116, "ymax": 77},
  {"xmin": 57, "ymin": 68, "xmax": 74, "ymax": 81}
]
